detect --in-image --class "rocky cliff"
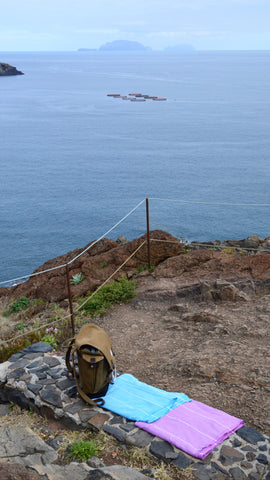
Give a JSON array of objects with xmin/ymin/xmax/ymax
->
[{"xmin": 0, "ymin": 63, "xmax": 24, "ymax": 76}]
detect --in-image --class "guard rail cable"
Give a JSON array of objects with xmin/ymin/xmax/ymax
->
[
  {"xmin": 1, "ymin": 195, "xmax": 270, "ymax": 348},
  {"xmin": 0, "ymin": 199, "xmax": 145, "ymax": 287},
  {"xmin": 1, "ymin": 197, "xmax": 270, "ymax": 287},
  {"xmin": 0, "ymin": 241, "xmax": 146, "ymax": 348}
]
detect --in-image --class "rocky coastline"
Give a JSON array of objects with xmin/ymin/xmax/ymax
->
[{"xmin": 0, "ymin": 62, "xmax": 24, "ymax": 76}]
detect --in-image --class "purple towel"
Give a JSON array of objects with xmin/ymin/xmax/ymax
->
[{"xmin": 136, "ymin": 400, "xmax": 244, "ymax": 459}]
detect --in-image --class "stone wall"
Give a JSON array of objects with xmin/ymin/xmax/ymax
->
[{"xmin": 0, "ymin": 342, "xmax": 269, "ymax": 480}]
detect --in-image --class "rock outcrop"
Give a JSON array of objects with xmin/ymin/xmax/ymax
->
[
  {"xmin": 0, "ymin": 63, "xmax": 24, "ymax": 76},
  {"xmin": 0, "ymin": 230, "xmax": 184, "ymax": 302},
  {"xmin": 2, "ymin": 230, "xmax": 270, "ymax": 303}
]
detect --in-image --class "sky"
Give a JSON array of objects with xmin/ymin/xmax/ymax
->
[{"xmin": 1, "ymin": 0, "xmax": 270, "ymax": 51}]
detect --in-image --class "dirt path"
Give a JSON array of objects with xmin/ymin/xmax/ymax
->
[{"xmin": 97, "ymin": 278, "xmax": 270, "ymax": 436}]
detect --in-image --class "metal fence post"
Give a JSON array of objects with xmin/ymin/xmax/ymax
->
[
  {"xmin": 65, "ymin": 264, "xmax": 75, "ymax": 336},
  {"xmin": 146, "ymin": 198, "xmax": 151, "ymax": 269}
]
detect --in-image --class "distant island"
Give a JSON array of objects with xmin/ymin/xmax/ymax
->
[
  {"xmin": 77, "ymin": 41, "xmax": 196, "ymax": 53},
  {"xmin": 100, "ymin": 40, "xmax": 151, "ymax": 51},
  {"xmin": 0, "ymin": 63, "xmax": 24, "ymax": 76}
]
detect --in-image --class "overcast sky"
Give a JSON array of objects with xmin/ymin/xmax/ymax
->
[{"xmin": 1, "ymin": 0, "xmax": 270, "ymax": 51}]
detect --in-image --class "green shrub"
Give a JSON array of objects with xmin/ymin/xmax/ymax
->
[
  {"xmin": 182, "ymin": 248, "xmax": 192, "ymax": 253},
  {"xmin": 6, "ymin": 296, "xmax": 31, "ymax": 315},
  {"xmin": 40, "ymin": 326, "xmax": 59, "ymax": 349},
  {"xmin": 80, "ymin": 277, "xmax": 136, "ymax": 316},
  {"xmin": 222, "ymin": 247, "xmax": 234, "ymax": 254},
  {"xmin": 99, "ymin": 261, "xmax": 108, "ymax": 269},
  {"xmin": 16, "ymin": 322, "xmax": 26, "ymax": 330},
  {"xmin": 68, "ymin": 439, "xmax": 100, "ymax": 461},
  {"xmin": 40, "ymin": 333, "xmax": 58, "ymax": 349}
]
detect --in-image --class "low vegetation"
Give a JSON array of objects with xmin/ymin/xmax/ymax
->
[
  {"xmin": 0, "ymin": 297, "xmax": 71, "ymax": 362},
  {"xmin": 70, "ymin": 273, "xmax": 84, "ymax": 285},
  {"xmin": 67, "ymin": 439, "xmax": 100, "ymax": 461},
  {"xmin": 1, "ymin": 406, "xmax": 193, "ymax": 479},
  {"xmin": 99, "ymin": 260, "xmax": 108, "ymax": 269},
  {"xmin": 4, "ymin": 296, "xmax": 31, "ymax": 315},
  {"xmin": 0, "ymin": 277, "xmax": 137, "ymax": 362},
  {"xmin": 78, "ymin": 277, "xmax": 136, "ymax": 316},
  {"xmin": 57, "ymin": 429, "xmax": 192, "ymax": 479},
  {"xmin": 136, "ymin": 264, "xmax": 154, "ymax": 273},
  {"xmin": 3, "ymin": 296, "xmax": 45, "ymax": 317}
]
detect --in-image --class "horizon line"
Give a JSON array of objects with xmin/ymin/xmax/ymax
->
[{"xmin": 1, "ymin": 48, "xmax": 270, "ymax": 53}]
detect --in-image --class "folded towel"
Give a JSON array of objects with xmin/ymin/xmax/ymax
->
[
  {"xmin": 99, "ymin": 373, "xmax": 191, "ymax": 422},
  {"xmin": 136, "ymin": 400, "xmax": 244, "ymax": 459}
]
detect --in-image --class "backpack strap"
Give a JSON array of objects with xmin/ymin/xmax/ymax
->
[
  {"xmin": 71, "ymin": 351, "xmax": 105, "ymax": 407},
  {"xmin": 65, "ymin": 339, "xmax": 75, "ymax": 374}
]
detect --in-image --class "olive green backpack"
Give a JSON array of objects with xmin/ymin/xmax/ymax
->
[{"xmin": 66, "ymin": 323, "xmax": 116, "ymax": 406}]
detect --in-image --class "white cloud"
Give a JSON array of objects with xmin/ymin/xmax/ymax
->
[
  {"xmin": 0, "ymin": 29, "xmax": 57, "ymax": 41},
  {"xmin": 192, "ymin": 30, "xmax": 230, "ymax": 37},
  {"xmin": 113, "ymin": 20, "xmax": 148, "ymax": 27},
  {"xmin": 74, "ymin": 29, "xmax": 120, "ymax": 35},
  {"xmin": 147, "ymin": 31, "xmax": 187, "ymax": 38},
  {"xmin": 147, "ymin": 29, "xmax": 231, "ymax": 39}
]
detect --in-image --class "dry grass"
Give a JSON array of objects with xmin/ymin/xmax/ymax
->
[
  {"xmin": 0, "ymin": 408, "xmax": 195, "ymax": 480},
  {"xmin": 0, "ymin": 292, "xmax": 196, "ymax": 480},
  {"xmin": 0, "ymin": 298, "xmax": 75, "ymax": 361},
  {"xmin": 53, "ymin": 428, "xmax": 195, "ymax": 480},
  {"xmin": 0, "ymin": 404, "xmax": 47, "ymax": 428}
]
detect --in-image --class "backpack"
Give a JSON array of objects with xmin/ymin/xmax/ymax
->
[{"xmin": 66, "ymin": 323, "xmax": 116, "ymax": 406}]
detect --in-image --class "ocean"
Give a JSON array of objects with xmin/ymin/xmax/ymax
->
[{"xmin": 1, "ymin": 50, "xmax": 270, "ymax": 284}]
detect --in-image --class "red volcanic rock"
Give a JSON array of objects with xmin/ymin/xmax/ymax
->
[
  {"xmin": 2, "ymin": 230, "xmax": 270, "ymax": 304},
  {"xmin": 0, "ymin": 231, "xmax": 183, "ymax": 302},
  {"xmin": 155, "ymin": 249, "xmax": 270, "ymax": 283}
]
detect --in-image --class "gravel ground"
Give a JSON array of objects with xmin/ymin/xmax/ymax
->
[{"xmin": 97, "ymin": 277, "xmax": 270, "ymax": 437}]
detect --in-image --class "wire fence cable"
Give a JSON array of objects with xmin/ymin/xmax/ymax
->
[
  {"xmin": 148, "ymin": 197, "xmax": 270, "ymax": 207},
  {"xmin": 0, "ymin": 199, "xmax": 145, "ymax": 287},
  {"xmin": 0, "ymin": 241, "xmax": 146, "ymax": 348}
]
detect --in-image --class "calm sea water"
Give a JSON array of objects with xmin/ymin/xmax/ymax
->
[{"xmin": 1, "ymin": 50, "xmax": 270, "ymax": 283}]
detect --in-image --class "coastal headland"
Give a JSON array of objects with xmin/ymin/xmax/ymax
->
[{"xmin": 0, "ymin": 62, "xmax": 24, "ymax": 76}]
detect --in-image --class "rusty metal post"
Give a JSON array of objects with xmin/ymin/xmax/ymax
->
[
  {"xmin": 65, "ymin": 264, "xmax": 75, "ymax": 336},
  {"xmin": 146, "ymin": 198, "xmax": 151, "ymax": 269}
]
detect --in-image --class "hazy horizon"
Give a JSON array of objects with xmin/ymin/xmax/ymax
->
[
  {"xmin": 1, "ymin": 0, "xmax": 269, "ymax": 52},
  {"xmin": 1, "ymin": 47, "xmax": 270, "ymax": 53}
]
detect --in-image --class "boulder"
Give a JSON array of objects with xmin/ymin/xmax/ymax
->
[
  {"xmin": 0, "ymin": 463, "xmax": 43, "ymax": 480},
  {"xmin": 239, "ymin": 235, "xmax": 263, "ymax": 249}
]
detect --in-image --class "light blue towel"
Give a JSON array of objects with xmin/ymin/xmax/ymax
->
[{"xmin": 98, "ymin": 373, "xmax": 191, "ymax": 422}]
